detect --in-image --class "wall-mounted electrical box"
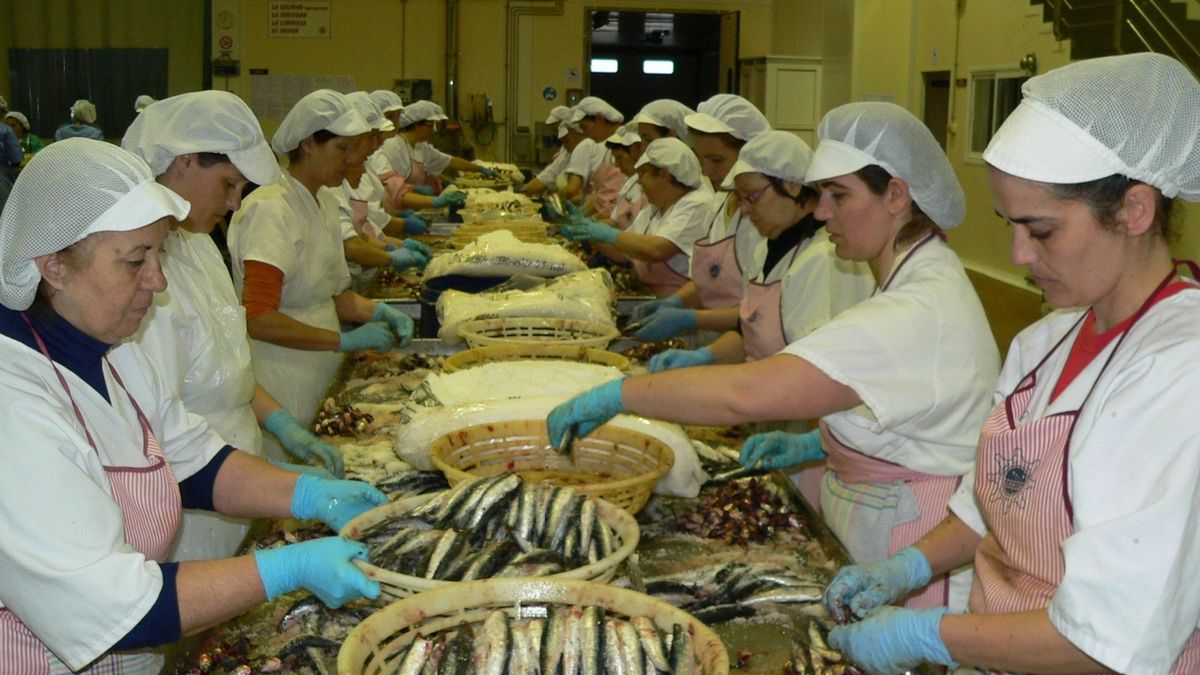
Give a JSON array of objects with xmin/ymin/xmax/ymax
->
[{"xmin": 213, "ymin": 58, "xmax": 240, "ymax": 77}]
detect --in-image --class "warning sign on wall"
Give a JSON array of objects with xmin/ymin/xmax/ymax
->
[{"xmin": 268, "ymin": 1, "xmax": 331, "ymax": 38}]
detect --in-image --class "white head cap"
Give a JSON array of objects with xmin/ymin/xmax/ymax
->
[
  {"xmin": 721, "ymin": 130, "xmax": 813, "ymax": 189},
  {"xmin": 570, "ymin": 96, "xmax": 624, "ymax": 123},
  {"xmin": 271, "ymin": 89, "xmax": 370, "ymax": 154},
  {"xmin": 984, "ymin": 53, "xmax": 1200, "ymax": 200},
  {"xmin": 0, "ymin": 95, "xmax": 7, "ymax": 110},
  {"xmin": 134, "ymin": 95, "xmax": 156, "ymax": 113},
  {"xmin": 685, "ymin": 94, "xmax": 771, "ymax": 142},
  {"xmin": 0, "ymin": 139, "xmax": 191, "ymax": 310},
  {"xmin": 806, "ymin": 102, "xmax": 965, "ymax": 229},
  {"xmin": 605, "ymin": 123, "xmax": 642, "ymax": 148},
  {"xmin": 71, "ymin": 99, "xmax": 98, "ymax": 124},
  {"xmin": 122, "ymin": 90, "xmax": 281, "ymax": 186},
  {"xmin": 369, "ymin": 89, "xmax": 405, "ymax": 114},
  {"xmin": 398, "ymin": 100, "xmax": 449, "ymax": 127},
  {"xmin": 635, "ymin": 137, "xmax": 702, "ymax": 189},
  {"xmin": 633, "ymin": 99, "xmax": 695, "ymax": 143},
  {"xmin": 544, "ymin": 105, "xmax": 573, "ymax": 125},
  {"xmin": 346, "ymin": 91, "xmax": 395, "ymax": 132},
  {"xmin": 4, "ymin": 112, "xmax": 30, "ymax": 132}
]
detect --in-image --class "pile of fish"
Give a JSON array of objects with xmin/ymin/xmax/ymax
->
[
  {"xmin": 635, "ymin": 561, "xmax": 827, "ymax": 624},
  {"xmin": 356, "ymin": 474, "xmax": 620, "ymax": 581},
  {"xmin": 311, "ymin": 399, "xmax": 375, "ymax": 436},
  {"xmin": 386, "ymin": 605, "xmax": 704, "ymax": 675},
  {"xmin": 787, "ymin": 621, "xmax": 863, "ymax": 675}
]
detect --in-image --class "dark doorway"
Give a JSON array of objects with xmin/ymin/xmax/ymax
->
[
  {"xmin": 922, "ymin": 71, "xmax": 951, "ymax": 150},
  {"xmin": 586, "ymin": 11, "xmax": 725, "ymax": 118}
]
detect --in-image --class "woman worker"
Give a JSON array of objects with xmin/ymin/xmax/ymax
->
[
  {"xmin": 53, "ymin": 99, "xmax": 104, "ymax": 141},
  {"xmin": 602, "ymin": 123, "xmax": 648, "ymax": 231},
  {"xmin": 363, "ymin": 90, "xmax": 429, "ymax": 235},
  {"xmin": 521, "ymin": 105, "xmax": 576, "ymax": 198},
  {"xmin": 375, "ymin": 100, "xmax": 491, "ymax": 210},
  {"xmin": 550, "ymin": 102, "xmax": 999, "ymax": 609},
  {"xmin": 122, "ymin": 91, "xmax": 352, "ymax": 562},
  {"xmin": 227, "ymin": 89, "xmax": 414, "ymax": 455},
  {"xmin": 563, "ymin": 137, "xmax": 716, "ymax": 299},
  {"xmin": 561, "ymin": 96, "xmax": 625, "ymax": 210},
  {"xmin": 5, "ymin": 111, "xmax": 43, "ymax": 153},
  {"xmin": 823, "ymin": 53, "xmax": 1200, "ymax": 675},
  {"xmin": 0, "ymin": 139, "xmax": 384, "ymax": 673},
  {"xmin": 632, "ymin": 94, "xmax": 772, "ymax": 341}
]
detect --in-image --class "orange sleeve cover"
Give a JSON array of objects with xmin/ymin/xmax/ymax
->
[{"xmin": 241, "ymin": 260, "xmax": 284, "ymax": 320}]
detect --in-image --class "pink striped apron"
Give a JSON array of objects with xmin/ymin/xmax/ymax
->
[
  {"xmin": 971, "ymin": 271, "xmax": 1200, "ymax": 673},
  {"xmin": 379, "ymin": 172, "xmax": 412, "ymax": 212},
  {"xmin": 349, "ymin": 199, "xmax": 383, "ymax": 240},
  {"xmin": 586, "ymin": 162, "xmax": 625, "ymax": 219},
  {"xmin": 611, "ymin": 185, "xmax": 646, "ymax": 231},
  {"xmin": 691, "ymin": 195, "xmax": 745, "ymax": 309},
  {"xmin": 631, "ymin": 256, "xmax": 690, "ymax": 299},
  {"xmin": 0, "ymin": 318, "xmax": 182, "ymax": 674}
]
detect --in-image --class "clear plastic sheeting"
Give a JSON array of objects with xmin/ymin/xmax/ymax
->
[
  {"xmin": 422, "ymin": 229, "xmax": 586, "ymax": 281},
  {"xmin": 393, "ymin": 395, "xmax": 706, "ymax": 498},
  {"xmin": 436, "ymin": 269, "xmax": 616, "ymax": 345}
]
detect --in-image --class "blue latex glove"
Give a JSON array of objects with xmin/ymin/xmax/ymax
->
[
  {"xmin": 631, "ymin": 294, "xmax": 683, "ymax": 322},
  {"xmin": 823, "ymin": 547, "xmax": 933, "ymax": 623},
  {"xmin": 254, "ymin": 537, "xmax": 380, "ymax": 608},
  {"xmin": 432, "ymin": 191, "xmax": 467, "ymax": 208},
  {"xmin": 399, "ymin": 238, "xmax": 432, "ymax": 257},
  {"xmin": 633, "ymin": 307, "xmax": 697, "ymax": 341},
  {"xmin": 291, "ymin": 473, "xmax": 388, "ymax": 532},
  {"xmin": 561, "ymin": 216, "xmax": 619, "ymax": 244},
  {"xmin": 264, "ymin": 409, "xmax": 346, "ymax": 477},
  {"xmin": 372, "ymin": 303, "xmax": 414, "ymax": 348},
  {"xmin": 561, "ymin": 199, "xmax": 580, "ymax": 218},
  {"xmin": 399, "ymin": 211, "xmax": 428, "ymax": 235},
  {"xmin": 475, "ymin": 165, "xmax": 500, "ymax": 179},
  {"xmin": 338, "ymin": 322, "xmax": 395, "ymax": 353},
  {"xmin": 386, "ymin": 247, "xmax": 428, "ymax": 270},
  {"xmin": 546, "ymin": 379, "xmax": 626, "ymax": 448},
  {"xmin": 828, "ymin": 606, "xmax": 956, "ymax": 674},
  {"xmin": 738, "ymin": 429, "xmax": 826, "ymax": 470},
  {"xmin": 412, "ymin": 184, "xmax": 435, "ymax": 196},
  {"xmin": 648, "ymin": 347, "xmax": 714, "ymax": 373},
  {"xmin": 267, "ymin": 457, "xmax": 336, "ymax": 480}
]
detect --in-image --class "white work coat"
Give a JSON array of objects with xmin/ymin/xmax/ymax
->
[
  {"xmin": 746, "ymin": 227, "xmax": 874, "ymax": 345},
  {"xmin": 564, "ymin": 139, "xmax": 609, "ymax": 185},
  {"xmin": 132, "ymin": 227, "xmax": 261, "ymax": 562},
  {"xmin": 626, "ymin": 187, "xmax": 718, "ymax": 279},
  {"xmin": 536, "ymin": 147, "xmax": 570, "ymax": 187},
  {"xmin": 0, "ymin": 338, "xmax": 224, "ymax": 671},
  {"xmin": 228, "ymin": 173, "xmax": 350, "ymax": 444},
  {"xmin": 378, "ymin": 135, "xmax": 451, "ymax": 181},
  {"xmin": 782, "ymin": 237, "xmax": 999, "ymax": 475},
  {"xmin": 949, "ymin": 289, "xmax": 1200, "ymax": 674}
]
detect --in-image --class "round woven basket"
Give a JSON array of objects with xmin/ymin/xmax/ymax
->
[
  {"xmin": 442, "ymin": 343, "xmax": 631, "ymax": 373},
  {"xmin": 340, "ymin": 490, "xmax": 638, "ymax": 600},
  {"xmin": 456, "ymin": 317, "xmax": 619, "ymax": 349},
  {"xmin": 430, "ymin": 419, "xmax": 672, "ymax": 513},
  {"xmin": 450, "ymin": 219, "xmax": 549, "ymax": 247},
  {"xmin": 338, "ymin": 577, "xmax": 730, "ymax": 675}
]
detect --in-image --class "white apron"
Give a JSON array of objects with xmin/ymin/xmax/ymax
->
[{"xmin": 0, "ymin": 320, "xmax": 181, "ymax": 674}]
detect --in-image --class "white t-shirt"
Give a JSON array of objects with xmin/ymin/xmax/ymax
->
[
  {"xmin": 376, "ymin": 135, "xmax": 451, "ymax": 180},
  {"xmin": 0, "ymin": 337, "xmax": 225, "ymax": 670},
  {"xmin": 564, "ymin": 139, "xmax": 608, "ymax": 184},
  {"xmin": 536, "ymin": 147, "xmax": 570, "ymax": 186},
  {"xmin": 948, "ymin": 289, "xmax": 1200, "ymax": 674},
  {"xmin": 782, "ymin": 237, "xmax": 999, "ymax": 475},
  {"xmin": 627, "ymin": 187, "xmax": 718, "ymax": 278}
]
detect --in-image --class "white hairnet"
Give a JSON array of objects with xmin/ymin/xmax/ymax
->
[
  {"xmin": 71, "ymin": 99, "xmax": 97, "ymax": 124},
  {"xmin": 545, "ymin": 105, "xmax": 572, "ymax": 125},
  {"xmin": 0, "ymin": 139, "xmax": 191, "ymax": 310},
  {"xmin": 134, "ymin": 95, "xmax": 156, "ymax": 113},
  {"xmin": 806, "ymin": 102, "xmax": 965, "ymax": 229},
  {"xmin": 0, "ymin": 96, "xmax": 7, "ymax": 109},
  {"xmin": 570, "ymin": 96, "xmax": 624, "ymax": 123},
  {"xmin": 605, "ymin": 123, "xmax": 641, "ymax": 148},
  {"xmin": 369, "ymin": 89, "xmax": 405, "ymax": 114},
  {"xmin": 346, "ymin": 91, "xmax": 394, "ymax": 132},
  {"xmin": 983, "ymin": 53, "xmax": 1200, "ymax": 200},
  {"xmin": 633, "ymin": 99, "xmax": 695, "ymax": 143},
  {"xmin": 722, "ymin": 130, "xmax": 813, "ymax": 189},
  {"xmin": 686, "ymin": 94, "xmax": 770, "ymax": 142},
  {"xmin": 398, "ymin": 100, "xmax": 448, "ymax": 127},
  {"xmin": 122, "ymin": 90, "xmax": 280, "ymax": 186},
  {"xmin": 271, "ymin": 89, "xmax": 370, "ymax": 154},
  {"xmin": 635, "ymin": 137, "xmax": 702, "ymax": 189},
  {"xmin": 4, "ymin": 112, "xmax": 30, "ymax": 132}
]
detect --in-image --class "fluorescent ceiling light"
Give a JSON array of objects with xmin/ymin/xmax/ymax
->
[
  {"xmin": 643, "ymin": 59, "xmax": 674, "ymax": 75},
  {"xmin": 591, "ymin": 58, "xmax": 619, "ymax": 73}
]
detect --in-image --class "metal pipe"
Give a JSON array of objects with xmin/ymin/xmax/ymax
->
[{"xmin": 446, "ymin": 0, "xmax": 459, "ymax": 118}]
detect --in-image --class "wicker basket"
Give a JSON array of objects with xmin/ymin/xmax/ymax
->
[
  {"xmin": 449, "ymin": 219, "xmax": 549, "ymax": 247},
  {"xmin": 458, "ymin": 205, "xmax": 543, "ymax": 223},
  {"xmin": 338, "ymin": 578, "xmax": 730, "ymax": 675},
  {"xmin": 442, "ymin": 343, "xmax": 631, "ymax": 373},
  {"xmin": 340, "ymin": 490, "xmax": 638, "ymax": 600},
  {"xmin": 430, "ymin": 419, "xmax": 673, "ymax": 513},
  {"xmin": 456, "ymin": 317, "xmax": 619, "ymax": 349}
]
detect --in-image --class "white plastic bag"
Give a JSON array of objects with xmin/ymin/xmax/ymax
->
[{"xmin": 423, "ymin": 230, "xmax": 586, "ymax": 280}]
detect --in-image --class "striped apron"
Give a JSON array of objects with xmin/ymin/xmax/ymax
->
[
  {"xmin": 971, "ymin": 271, "xmax": 1200, "ymax": 673},
  {"xmin": 691, "ymin": 197, "xmax": 745, "ymax": 310},
  {"xmin": 585, "ymin": 161, "xmax": 625, "ymax": 219},
  {"xmin": 0, "ymin": 318, "xmax": 182, "ymax": 674}
]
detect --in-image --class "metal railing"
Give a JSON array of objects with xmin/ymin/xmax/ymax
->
[{"xmin": 1048, "ymin": 0, "xmax": 1200, "ymax": 75}]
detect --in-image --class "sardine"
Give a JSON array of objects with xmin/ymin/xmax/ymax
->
[
  {"xmin": 437, "ymin": 623, "xmax": 474, "ymax": 675},
  {"xmin": 631, "ymin": 616, "xmax": 670, "ymax": 672},
  {"xmin": 540, "ymin": 606, "xmax": 568, "ymax": 675},
  {"xmin": 424, "ymin": 530, "xmax": 461, "ymax": 579},
  {"xmin": 580, "ymin": 606, "xmax": 604, "ymax": 675},
  {"xmin": 472, "ymin": 610, "xmax": 510, "ymax": 675},
  {"xmin": 395, "ymin": 636, "xmax": 432, "ymax": 675},
  {"xmin": 668, "ymin": 623, "xmax": 696, "ymax": 675},
  {"xmin": 615, "ymin": 618, "xmax": 646, "ymax": 675},
  {"xmin": 604, "ymin": 619, "xmax": 629, "ymax": 675},
  {"xmin": 560, "ymin": 605, "xmax": 584, "ymax": 675}
]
